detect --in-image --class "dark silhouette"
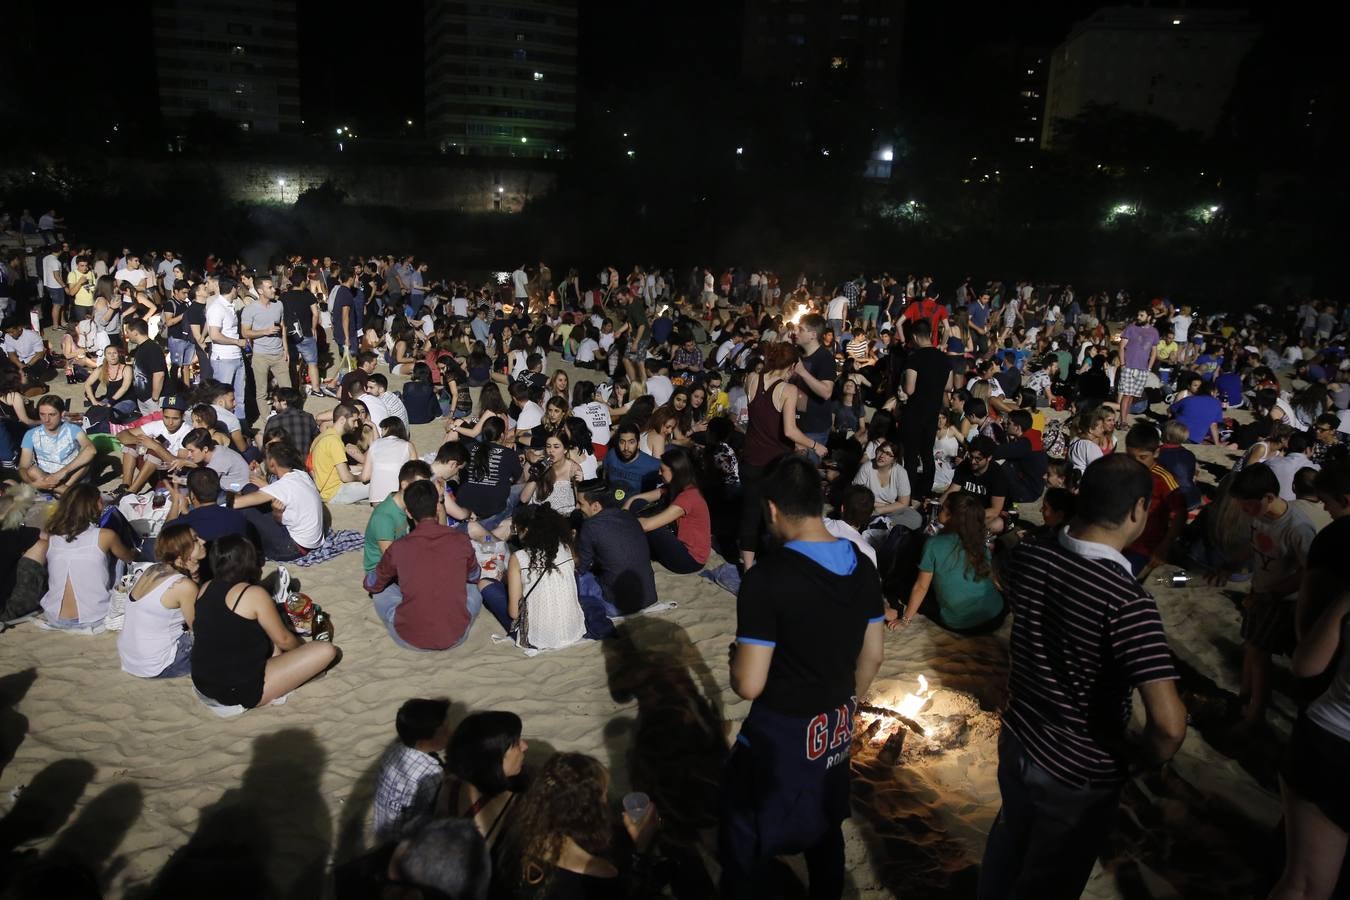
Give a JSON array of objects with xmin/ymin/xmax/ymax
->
[{"xmin": 0, "ymin": 668, "xmax": 37, "ymax": 780}]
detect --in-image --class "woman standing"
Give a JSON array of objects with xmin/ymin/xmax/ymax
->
[
  {"xmin": 118, "ymin": 525, "xmax": 205, "ymax": 679},
  {"xmin": 887, "ymin": 492, "xmax": 1005, "ymax": 634},
  {"xmin": 626, "ymin": 446, "xmax": 711, "ymax": 574},
  {"xmin": 738, "ymin": 341, "xmax": 825, "ymax": 569},
  {"xmin": 40, "ymin": 484, "xmax": 137, "ymax": 630},
  {"xmin": 191, "ymin": 534, "xmax": 338, "ymax": 710}
]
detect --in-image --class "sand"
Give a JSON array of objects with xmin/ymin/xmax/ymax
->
[{"xmin": 0, "ymin": 359, "xmax": 1285, "ymax": 899}]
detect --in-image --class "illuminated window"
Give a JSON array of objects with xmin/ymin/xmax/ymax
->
[
  {"xmin": 831, "ymin": 56, "xmax": 847, "ymax": 69},
  {"xmin": 533, "ymin": 71, "xmax": 544, "ymax": 81}
]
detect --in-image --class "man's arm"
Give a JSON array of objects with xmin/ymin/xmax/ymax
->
[
  {"xmin": 854, "ymin": 620, "xmax": 885, "ymax": 698},
  {"xmin": 1135, "ymin": 679, "xmax": 1187, "ymax": 765},
  {"xmin": 793, "ymin": 359, "xmax": 833, "ymax": 401},
  {"xmin": 208, "ymin": 323, "xmax": 247, "ymax": 348},
  {"xmin": 730, "ymin": 642, "xmax": 773, "ymax": 701},
  {"xmin": 60, "ymin": 432, "xmax": 98, "ymax": 479},
  {"xmin": 150, "ymin": 371, "xmax": 165, "ymax": 402},
  {"xmin": 985, "ymin": 495, "xmax": 1006, "ymax": 525}
]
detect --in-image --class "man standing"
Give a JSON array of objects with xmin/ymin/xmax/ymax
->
[
  {"xmin": 365, "ymin": 480, "xmax": 482, "ymax": 651},
  {"xmin": 157, "ymin": 249, "xmax": 179, "ymax": 292},
  {"xmin": 826, "ymin": 288, "xmax": 849, "ymax": 338},
  {"xmin": 968, "ymin": 291, "xmax": 992, "ymax": 357},
  {"xmin": 41, "ymin": 246, "xmax": 65, "ymax": 328},
  {"xmin": 860, "ymin": 274, "xmax": 882, "ymax": 326},
  {"xmin": 721, "ymin": 456, "xmax": 885, "ymax": 899},
  {"xmin": 328, "ymin": 269, "xmax": 360, "ymax": 366},
  {"xmin": 206, "ymin": 279, "xmax": 247, "ymax": 419},
  {"xmin": 281, "ymin": 266, "xmax": 324, "ymax": 398},
  {"xmin": 184, "ymin": 281, "xmax": 213, "ymax": 384},
  {"xmin": 979, "ymin": 454, "xmax": 1186, "ymax": 899},
  {"xmin": 124, "ymin": 318, "xmax": 166, "ymax": 415},
  {"xmin": 899, "ymin": 317, "xmax": 954, "ymax": 501},
  {"xmin": 241, "ymin": 275, "xmax": 287, "ymax": 423},
  {"xmin": 1117, "ymin": 309, "xmax": 1160, "ymax": 430},
  {"xmin": 511, "ymin": 263, "xmax": 529, "ymax": 308},
  {"xmin": 163, "ymin": 281, "xmax": 195, "ymax": 391},
  {"xmin": 791, "ymin": 314, "xmax": 836, "ymax": 462},
  {"xmin": 622, "ymin": 291, "xmax": 650, "ymax": 382},
  {"xmin": 65, "ymin": 254, "xmax": 96, "ymax": 324}
]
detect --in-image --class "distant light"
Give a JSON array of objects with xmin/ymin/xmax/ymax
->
[
  {"xmin": 1209, "ymin": 204, "xmax": 1220, "ymax": 213},
  {"xmin": 497, "ymin": 186, "xmax": 504, "ymax": 194},
  {"xmin": 1172, "ymin": 18, "xmax": 1181, "ymax": 25},
  {"xmin": 736, "ymin": 146, "xmax": 744, "ymax": 155},
  {"xmin": 533, "ymin": 71, "xmax": 544, "ymax": 81},
  {"xmin": 626, "ymin": 149, "xmax": 635, "ymax": 158},
  {"xmin": 520, "ymin": 136, "xmax": 527, "ymax": 143},
  {"xmin": 880, "ymin": 147, "xmax": 894, "ymax": 162},
  {"xmin": 336, "ymin": 127, "xmax": 343, "ymax": 135},
  {"xmin": 406, "ymin": 119, "xmax": 413, "ymax": 126},
  {"xmin": 277, "ymin": 178, "xmax": 286, "ymax": 187},
  {"xmin": 821, "ymin": 148, "xmax": 830, "ymax": 156},
  {"xmin": 30, "ymin": 171, "xmax": 36, "ymax": 176},
  {"xmin": 622, "ymin": 132, "xmax": 628, "ymax": 138},
  {"xmin": 1112, "ymin": 203, "xmax": 1136, "ymax": 215}
]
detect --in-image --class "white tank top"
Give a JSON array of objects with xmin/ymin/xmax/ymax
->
[
  {"xmin": 41, "ymin": 526, "xmax": 113, "ymax": 625},
  {"xmin": 365, "ymin": 436, "xmax": 411, "ymax": 505},
  {"xmin": 118, "ymin": 573, "xmax": 188, "ymax": 677},
  {"xmin": 514, "ymin": 549, "xmax": 585, "ymax": 650}
]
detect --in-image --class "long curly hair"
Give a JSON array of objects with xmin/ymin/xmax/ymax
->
[
  {"xmin": 514, "ymin": 505, "xmax": 573, "ymax": 574},
  {"xmin": 502, "ymin": 753, "xmax": 613, "ymax": 892},
  {"xmin": 943, "ymin": 492, "xmax": 992, "ymax": 581}
]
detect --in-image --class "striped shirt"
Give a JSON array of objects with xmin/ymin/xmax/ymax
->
[{"xmin": 1003, "ymin": 529, "xmax": 1178, "ymax": 788}]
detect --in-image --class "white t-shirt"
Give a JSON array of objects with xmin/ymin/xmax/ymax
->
[
  {"xmin": 206, "ymin": 297, "xmax": 243, "ymax": 360},
  {"xmin": 42, "ymin": 254, "xmax": 63, "ymax": 290},
  {"xmin": 211, "ymin": 404, "xmax": 241, "ymax": 436},
  {"xmin": 598, "ymin": 333, "xmax": 616, "ymax": 353},
  {"xmin": 358, "ymin": 393, "xmax": 391, "ymax": 425},
  {"xmin": 645, "ymin": 375, "xmax": 674, "ymax": 407},
  {"xmin": 114, "ymin": 267, "xmax": 150, "ymax": 289},
  {"xmin": 852, "ymin": 462, "xmax": 911, "ymax": 505},
  {"xmin": 827, "ymin": 295, "xmax": 849, "ymax": 320},
  {"xmin": 451, "ymin": 296, "xmax": 469, "ymax": 317},
  {"xmin": 365, "ymin": 436, "xmax": 413, "ymax": 505},
  {"xmin": 824, "ymin": 517, "xmax": 878, "ymax": 570},
  {"xmin": 1170, "ymin": 314, "xmax": 1192, "ymax": 343},
  {"xmin": 263, "ymin": 469, "xmax": 326, "ymax": 549},
  {"xmin": 512, "ymin": 268, "xmax": 528, "ymax": 299},
  {"xmin": 515, "ymin": 400, "xmax": 544, "ymax": 432},
  {"xmin": 572, "ymin": 401, "xmax": 613, "ymax": 445},
  {"xmin": 140, "ymin": 419, "xmax": 191, "ymax": 458},
  {"xmin": 576, "ymin": 338, "xmax": 599, "ymax": 362}
]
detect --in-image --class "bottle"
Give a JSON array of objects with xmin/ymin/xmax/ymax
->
[{"xmin": 313, "ymin": 610, "xmax": 332, "ymax": 642}]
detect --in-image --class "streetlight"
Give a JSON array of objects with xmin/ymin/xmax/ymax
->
[
  {"xmin": 276, "ymin": 178, "xmax": 286, "ymax": 187},
  {"xmin": 880, "ymin": 147, "xmax": 894, "ymax": 162},
  {"xmin": 736, "ymin": 147, "xmax": 744, "ymax": 155},
  {"xmin": 497, "ymin": 186, "xmax": 505, "ymax": 194},
  {"xmin": 520, "ymin": 136, "xmax": 527, "ymax": 144}
]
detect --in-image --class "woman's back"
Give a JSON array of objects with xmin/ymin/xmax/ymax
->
[
  {"xmin": 515, "ymin": 548, "xmax": 585, "ymax": 650},
  {"xmin": 41, "ymin": 526, "xmax": 112, "ymax": 625},
  {"xmin": 118, "ymin": 572, "xmax": 188, "ymax": 677},
  {"xmin": 742, "ymin": 373, "xmax": 792, "ymax": 466},
  {"xmin": 366, "ymin": 435, "xmax": 411, "ymax": 505},
  {"xmin": 921, "ymin": 533, "xmax": 1002, "ymax": 630},
  {"xmin": 401, "ymin": 381, "xmax": 440, "ymax": 424},
  {"xmin": 191, "ymin": 580, "xmax": 272, "ymax": 707}
]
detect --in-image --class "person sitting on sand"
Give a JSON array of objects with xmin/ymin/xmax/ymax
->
[
  {"xmin": 574, "ymin": 479, "xmax": 658, "ymax": 616},
  {"xmin": 190, "ymin": 533, "xmax": 339, "ymax": 710},
  {"xmin": 373, "ymin": 697, "xmax": 452, "ymax": 843},
  {"xmin": 495, "ymin": 753, "xmax": 662, "ymax": 899},
  {"xmin": 40, "ymin": 483, "xmax": 137, "ymax": 630},
  {"xmin": 0, "ymin": 485, "xmax": 49, "ymax": 627},
  {"xmin": 230, "ymin": 442, "xmax": 326, "ymax": 562},
  {"xmin": 443, "ymin": 710, "xmax": 528, "ymax": 850},
  {"xmin": 18, "ymin": 394, "xmax": 97, "ymax": 497},
  {"xmin": 887, "ymin": 492, "xmax": 1006, "ymax": 635},
  {"xmin": 481, "ymin": 506, "xmax": 587, "ymax": 651},
  {"xmin": 310, "ymin": 402, "xmax": 369, "ymax": 504},
  {"xmin": 364, "ymin": 460, "xmax": 433, "ymax": 574},
  {"xmin": 118, "ymin": 524, "xmax": 204, "ymax": 679},
  {"xmin": 364, "ymin": 480, "xmax": 483, "ymax": 651},
  {"xmin": 621, "ymin": 446, "xmax": 712, "ymax": 575},
  {"xmin": 385, "ymin": 815, "xmax": 492, "ymax": 900},
  {"xmin": 165, "ymin": 467, "xmax": 254, "ymax": 550},
  {"xmin": 181, "ymin": 427, "xmax": 251, "ymax": 492}
]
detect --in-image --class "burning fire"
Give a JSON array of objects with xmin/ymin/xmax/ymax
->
[
  {"xmin": 787, "ymin": 303, "xmax": 807, "ymax": 326},
  {"xmin": 895, "ymin": 674, "xmax": 930, "ymax": 721},
  {"xmin": 860, "ymin": 674, "xmax": 937, "ymax": 746}
]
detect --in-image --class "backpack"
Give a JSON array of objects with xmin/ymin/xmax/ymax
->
[{"xmin": 1042, "ymin": 418, "xmax": 1069, "ymax": 460}]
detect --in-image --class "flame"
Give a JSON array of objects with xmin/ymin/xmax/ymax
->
[
  {"xmin": 894, "ymin": 674, "xmax": 933, "ymax": 720},
  {"xmin": 787, "ymin": 304, "xmax": 806, "ymax": 326}
]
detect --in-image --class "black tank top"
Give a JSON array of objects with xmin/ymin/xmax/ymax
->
[
  {"xmin": 743, "ymin": 376, "xmax": 794, "ymax": 467},
  {"xmin": 190, "ymin": 580, "xmax": 272, "ymax": 702}
]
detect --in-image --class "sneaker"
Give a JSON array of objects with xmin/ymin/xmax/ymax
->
[
  {"xmin": 319, "ymin": 384, "xmax": 339, "ymax": 398},
  {"xmin": 307, "ymin": 388, "xmax": 326, "ymax": 399},
  {"xmin": 273, "ymin": 565, "xmax": 292, "ymax": 605}
]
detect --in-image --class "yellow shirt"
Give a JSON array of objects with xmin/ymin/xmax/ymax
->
[
  {"xmin": 309, "ymin": 430, "xmax": 348, "ymax": 501},
  {"xmin": 66, "ymin": 269, "xmax": 94, "ymax": 307},
  {"xmin": 706, "ymin": 389, "xmax": 731, "ymax": 419}
]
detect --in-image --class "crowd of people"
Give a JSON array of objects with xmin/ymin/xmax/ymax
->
[{"xmin": 2, "ymin": 242, "xmax": 1350, "ymax": 898}]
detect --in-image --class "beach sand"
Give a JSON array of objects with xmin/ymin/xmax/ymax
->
[{"xmin": 0, "ymin": 365, "xmax": 1284, "ymax": 899}]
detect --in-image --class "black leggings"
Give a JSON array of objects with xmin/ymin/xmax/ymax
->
[
  {"xmin": 898, "ymin": 422, "xmax": 937, "ymax": 502},
  {"xmin": 738, "ymin": 462, "xmax": 772, "ymax": 558},
  {"xmin": 646, "ymin": 525, "xmax": 703, "ymax": 574}
]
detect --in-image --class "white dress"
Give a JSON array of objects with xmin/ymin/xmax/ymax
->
[
  {"xmin": 514, "ymin": 549, "xmax": 586, "ymax": 650},
  {"xmin": 531, "ymin": 476, "xmax": 577, "ymax": 515},
  {"xmin": 118, "ymin": 573, "xmax": 188, "ymax": 677},
  {"xmin": 41, "ymin": 526, "xmax": 114, "ymax": 626},
  {"xmin": 366, "ymin": 436, "xmax": 412, "ymax": 505}
]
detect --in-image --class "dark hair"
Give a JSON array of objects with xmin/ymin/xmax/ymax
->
[
  {"xmin": 368, "ymin": 372, "xmax": 389, "ymax": 391},
  {"xmin": 379, "ymin": 416, "xmax": 409, "ymax": 441},
  {"xmin": 514, "ymin": 505, "xmax": 573, "ymax": 576},
  {"xmin": 1230, "ymin": 461, "xmax": 1281, "ymax": 500},
  {"xmin": 965, "ymin": 398, "xmax": 988, "ymax": 420},
  {"xmin": 187, "ymin": 466, "xmax": 221, "ymax": 502},
  {"xmin": 1042, "ymin": 486, "xmax": 1076, "ymax": 518},
  {"xmin": 1314, "ymin": 463, "xmax": 1350, "ymax": 501},
  {"xmin": 1287, "ymin": 432, "xmax": 1310, "ymax": 454},
  {"xmin": 1007, "ymin": 408, "xmax": 1033, "ymax": 432},
  {"xmin": 434, "ymin": 442, "xmax": 470, "ymax": 467},
  {"xmin": 208, "ymin": 533, "xmax": 262, "ymax": 587},
  {"xmin": 943, "ymin": 492, "xmax": 993, "ymax": 580},
  {"xmin": 410, "ymin": 362, "xmax": 433, "ymax": 385},
  {"xmin": 839, "ymin": 484, "xmax": 874, "ymax": 528},
  {"xmin": 47, "ymin": 483, "xmax": 103, "ymax": 540},
  {"xmin": 761, "ymin": 455, "xmax": 823, "ymax": 520},
  {"xmin": 182, "ymin": 427, "xmax": 217, "ymax": 451},
  {"xmin": 404, "ymin": 479, "xmax": 440, "ymax": 521},
  {"xmin": 124, "ymin": 317, "xmax": 150, "ymax": 336},
  {"xmin": 392, "ymin": 815, "xmax": 492, "ymax": 900},
  {"xmin": 660, "ymin": 445, "xmax": 698, "ymax": 499},
  {"xmin": 272, "ymin": 386, "xmax": 304, "ymax": 410},
  {"xmin": 470, "ymin": 418, "xmax": 506, "ymax": 480},
  {"xmin": 449, "ymin": 710, "xmax": 525, "ymax": 794},
  {"xmin": 266, "ymin": 441, "xmax": 304, "ymax": 472},
  {"xmin": 1075, "ymin": 455, "xmax": 1153, "ymax": 526},
  {"xmin": 395, "ymin": 697, "xmax": 450, "ymax": 747},
  {"xmin": 613, "ymin": 420, "xmax": 642, "ymax": 443},
  {"xmin": 576, "ymin": 478, "xmax": 617, "ymax": 508},
  {"xmin": 37, "ymin": 393, "xmax": 65, "ymax": 414},
  {"xmin": 969, "ymin": 435, "xmax": 997, "ymax": 457},
  {"xmin": 1293, "ymin": 466, "xmax": 1321, "ymax": 498},
  {"xmin": 909, "ymin": 317, "xmax": 932, "ymax": 340},
  {"xmin": 572, "ymin": 380, "xmax": 596, "ymax": 408},
  {"xmin": 1125, "ymin": 421, "xmax": 1161, "ymax": 453}
]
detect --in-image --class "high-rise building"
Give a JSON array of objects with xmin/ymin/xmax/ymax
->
[
  {"xmin": 1041, "ymin": 7, "xmax": 1260, "ymax": 148},
  {"xmin": 741, "ymin": 0, "xmax": 904, "ymax": 112},
  {"xmin": 152, "ymin": 0, "xmax": 301, "ymax": 137},
  {"xmin": 424, "ymin": 1, "xmax": 578, "ymax": 159}
]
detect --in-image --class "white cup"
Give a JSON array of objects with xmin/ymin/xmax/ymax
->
[{"xmin": 622, "ymin": 791, "xmax": 650, "ymax": 822}]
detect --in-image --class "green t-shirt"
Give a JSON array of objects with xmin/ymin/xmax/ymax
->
[
  {"xmin": 919, "ymin": 533, "xmax": 1004, "ymax": 630},
  {"xmin": 364, "ymin": 494, "xmax": 409, "ymax": 572},
  {"xmin": 626, "ymin": 298, "xmax": 648, "ymax": 333}
]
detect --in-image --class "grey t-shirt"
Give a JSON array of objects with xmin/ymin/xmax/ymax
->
[{"xmin": 241, "ymin": 300, "xmax": 284, "ymax": 356}]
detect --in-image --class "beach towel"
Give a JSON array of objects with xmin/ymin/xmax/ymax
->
[
  {"xmin": 291, "ymin": 529, "xmax": 364, "ymax": 567},
  {"xmin": 700, "ymin": 563, "xmax": 741, "ymax": 596}
]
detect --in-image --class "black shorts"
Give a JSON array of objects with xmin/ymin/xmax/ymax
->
[
  {"xmin": 1283, "ymin": 715, "xmax": 1350, "ymax": 833},
  {"xmin": 1240, "ymin": 597, "xmax": 1295, "ymax": 655}
]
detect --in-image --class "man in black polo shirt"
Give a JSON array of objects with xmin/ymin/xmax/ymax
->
[
  {"xmin": 722, "ymin": 456, "xmax": 885, "ymax": 899},
  {"xmin": 898, "ymin": 317, "xmax": 953, "ymax": 501},
  {"xmin": 978, "ymin": 454, "xmax": 1186, "ymax": 899},
  {"xmin": 791, "ymin": 313, "xmax": 836, "ymax": 463},
  {"xmin": 946, "ymin": 436, "xmax": 1011, "ymax": 534}
]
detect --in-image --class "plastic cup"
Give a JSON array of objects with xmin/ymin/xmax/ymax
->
[{"xmin": 622, "ymin": 791, "xmax": 650, "ymax": 822}]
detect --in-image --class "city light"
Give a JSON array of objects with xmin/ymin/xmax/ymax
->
[
  {"xmin": 520, "ymin": 136, "xmax": 527, "ymax": 143},
  {"xmin": 533, "ymin": 71, "xmax": 544, "ymax": 81},
  {"xmin": 821, "ymin": 148, "xmax": 831, "ymax": 156},
  {"xmin": 626, "ymin": 149, "xmax": 635, "ymax": 158},
  {"xmin": 880, "ymin": 147, "xmax": 894, "ymax": 162},
  {"xmin": 336, "ymin": 127, "xmax": 343, "ymax": 135},
  {"xmin": 406, "ymin": 119, "xmax": 413, "ymax": 126},
  {"xmin": 497, "ymin": 186, "xmax": 505, "ymax": 194},
  {"xmin": 276, "ymin": 178, "xmax": 286, "ymax": 187},
  {"xmin": 1113, "ymin": 203, "xmax": 1137, "ymax": 215},
  {"xmin": 736, "ymin": 147, "xmax": 744, "ymax": 155},
  {"xmin": 1172, "ymin": 18, "xmax": 1182, "ymax": 25}
]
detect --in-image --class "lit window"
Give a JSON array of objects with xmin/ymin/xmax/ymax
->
[
  {"xmin": 1172, "ymin": 18, "xmax": 1181, "ymax": 25},
  {"xmin": 533, "ymin": 71, "xmax": 544, "ymax": 81},
  {"xmin": 831, "ymin": 56, "xmax": 847, "ymax": 69},
  {"xmin": 231, "ymin": 45, "xmax": 245, "ymax": 55}
]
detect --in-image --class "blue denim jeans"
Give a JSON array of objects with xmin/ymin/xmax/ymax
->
[
  {"xmin": 212, "ymin": 356, "xmax": 246, "ymax": 418},
  {"xmin": 370, "ymin": 583, "xmax": 483, "ymax": 651},
  {"xmin": 153, "ymin": 631, "xmax": 194, "ymax": 678}
]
